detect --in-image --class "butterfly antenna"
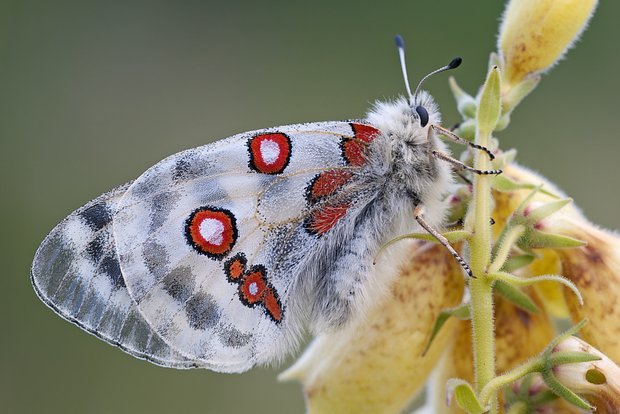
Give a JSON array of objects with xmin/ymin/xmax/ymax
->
[
  {"xmin": 412, "ymin": 57, "xmax": 462, "ymax": 101},
  {"xmin": 394, "ymin": 35, "xmax": 414, "ymax": 103}
]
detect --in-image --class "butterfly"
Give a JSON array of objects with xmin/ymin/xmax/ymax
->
[{"xmin": 31, "ymin": 36, "xmax": 500, "ymax": 373}]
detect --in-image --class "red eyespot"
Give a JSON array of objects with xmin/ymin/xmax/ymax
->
[
  {"xmin": 248, "ymin": 133, "xmax": 291, "ymax": 174},
  {"xmin": 224, "ymin": 257, "xmax": 284, "ymax": 323},
  {"xmin": 185, "ymin": 207, "xmax": 237, "ymax": 259},
  {"xmin": 239, "ymin": 266, "xmax": 268, "ymax": 306}
]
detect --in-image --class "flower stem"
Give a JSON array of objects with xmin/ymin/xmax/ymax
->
[
  {"xmin": 468, "ymin": 130, "xmax": 497, "ymax": 412},
  {"xmin": 466, "ymin": 66, "xmax": 501, "ymax": 413},
  {"xmin": 479, "ymin": 358, "xmax": 543, "ymax": 405}
]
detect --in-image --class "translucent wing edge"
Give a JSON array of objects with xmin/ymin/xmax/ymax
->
[{"xmin": 30, "ymin": 183, "xmax": 202, "ymax": 369}]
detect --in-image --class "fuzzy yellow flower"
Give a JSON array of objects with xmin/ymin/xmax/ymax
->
[
  {"xmin": 497, "ymin": 164, "xmax": 620, "ymax": 366},
  {"xmin": 280, "ymin": 242, "xmax": 464, "ymax": 414},
  {"xmin": 499, "ymin": 0, "xmax": 598, "ymax": 87}
]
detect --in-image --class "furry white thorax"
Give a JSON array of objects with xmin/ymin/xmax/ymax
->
[
  {"xmin": 304, "ymin": 93, "xmax": 455, "ymax": 334},
  {"xmin": 365, "ymin": 92, "xmax": 453, "ymax": 229}
]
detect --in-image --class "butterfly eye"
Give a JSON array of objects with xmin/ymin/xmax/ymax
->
[{"xmin": 415, "ymin": 105, "xmax": 429, "ymax": 127}]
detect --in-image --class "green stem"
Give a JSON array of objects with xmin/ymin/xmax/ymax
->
[
  {"xmin": 479, "ymin": 358, "xmax": 543, "ymax": 405},
  {"xmin": 468, "ymin": 127, "xmax": 497, "ymax": 411},
  {"xmin": 465, "ymin": 66, "xmax": 502, "ymax": 413}
]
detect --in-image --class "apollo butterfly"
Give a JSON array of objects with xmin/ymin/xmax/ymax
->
[{"xmin": 31, "ymin": 36, "xmax": 499, "ymax": 372}]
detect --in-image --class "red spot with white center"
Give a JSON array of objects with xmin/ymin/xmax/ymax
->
[
  {"xmin": 248, "ymin": 133, "xmax": 291, "ymax": 174},
  {"xmin": 341, "ymin": 123, "xmax": 381, "ymax": 166},
  {"xmin": 185, "ymin": 207, "xmax": 237, "ymax": 259},
  {"xmin": 305, "ymin": 202, "xmax": 350, "ymax": 235},
  {"xmin": 239, "ymin": 266, "xmax": 268, "ymax": 306},
  {"xmin": 223, "ymin": 258, "xmax": 284, "ymax": 323},
  {"xmin": 306, "ymin": 169, "xmax": 353, "ymax": 204}
]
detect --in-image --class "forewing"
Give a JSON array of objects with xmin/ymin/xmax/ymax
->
[
  {"xmin": 31, "ymin": 183, "xmax": 200, "ymax": 368},
  {"xmin": 113, "ymin": 121, "xmax": 370, "ymax": 372}
]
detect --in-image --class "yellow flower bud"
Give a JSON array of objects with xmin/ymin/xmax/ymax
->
[
  {"xmin": 280, "ymin": 241, "xmax": 464, "ymax": 414},
  {"xmin": 498, "ymin": 0, "xmax": 598, "ymax": 87}
]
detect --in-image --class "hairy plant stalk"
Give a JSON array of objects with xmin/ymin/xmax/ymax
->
[{"xmin": 466, "ymin": 66, "xmax": 500, "ymax": 412}]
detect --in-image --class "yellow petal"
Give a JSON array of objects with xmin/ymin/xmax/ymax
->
[
  {"xmin": 491, "ymin": 164, "xmax": 573, "ymax": 235},
  {"xmin": 499, "ymin": 0, "xmax": 598, "ymax": 86},
  {"xmin": 552, "ymin": 219, "xmax": 620, "ymax": 365},
  {"xmin": 492, "ymin": 164, "xmax": 580, "ymax": 316},
  {"xmin": 527, "ymin": 249, "xmax": 570, "ymax": 318},
  {"xmin": 490, "ymin": 163, "xmax": 620, "ymax": 365},
  {"xmin": 281, "ymin": 241, "xmax": 464, "ymax": 414}
]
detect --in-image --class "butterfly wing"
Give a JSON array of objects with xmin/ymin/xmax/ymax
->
[
  {"xmin": 113, "ymin": 121, "xmax": 381, "ymax": 372},
  {"xmin": 31, "ymin": 183, "xmax": 200, "ymax": 368}
]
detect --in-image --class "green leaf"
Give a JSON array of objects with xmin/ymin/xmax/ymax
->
[
  {"xmin": 495, "ymin": 280, "xmax": 540, "ymax": 313},
  {"xmin": 549, "ymin": 351, "xmax": 601, "ymax": 366},
  {"xmin": 502, "ymin": 254, "xmax": 535, "ymax": 272},
  {"xmin": 525, "ymin": 230, "xmax": 586, "ymax": 249},
  {"xmin": 541, "ymin": 369, "xmax": 593, "ymax": 410},
  {"xmin": 487, "ymin": 272, "xmax": 584, "ymax": 306},
  {"xmin": 488, "ymin": 52, "xmax": 502, "ymax": 73},
  {"xmin": 422, "ymin": 304, "xmax": 470, "ymax": 356},
  {"xmin": 447, "ymin": 379, "xmax": 486, "ymax": 414},
  {"xmin": 502, "ymin": 74, "xmax": 541, "ymax": 115},
  {"xmin": 449, "ymin": 76, "xmax": 477, "ymax": 119},
  {"xmin": 526, "ymin": 198, "xmax": 572, "ymax": 223},
  {"xmin": 454, "ymin": 119, "xmax": 476, "ymax": 141},
  {"xmin": 477, "ymin": 66, "xmax": 502, "ymax": 134},
  {"xmin": 491, "ymin": 174, "xmax": 557, "ymax": 197}
]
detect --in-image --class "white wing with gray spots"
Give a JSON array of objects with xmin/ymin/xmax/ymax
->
[
  {"xmin": 31, "ymin": 183, "xmax": 201, "ymax": 368},
  {"xmin": 113, "ymin": 122, "xmax": 362, "ymax": 372}
]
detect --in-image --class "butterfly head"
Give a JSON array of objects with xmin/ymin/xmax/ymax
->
[
  {"xmin": 367, "ymin": 91, "xmax": 440, "ymax": 145},
  {"xmin": 394, "ymin": 35, "xmax": 462, "ymax": 129}
]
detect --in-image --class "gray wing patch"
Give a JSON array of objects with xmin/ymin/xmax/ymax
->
[{"xmin": 31, "ymin": 183, "xmax": 201, "ymax": 369}]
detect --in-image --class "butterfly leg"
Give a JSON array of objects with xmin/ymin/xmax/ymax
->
[
  {"xmin": 455, "ymin": 170, "xmax": 472, "ymax": 185},
  {"xmin": 432, "ymin": 150, "xmax": 502, "ymax": 175},
  {"xmin": 430, "ymin": 124, "xmax": 495, "ymax": 160},
  {"xmin": 414, "ymin": 205, "xmax": 474, "ymax": 278}
]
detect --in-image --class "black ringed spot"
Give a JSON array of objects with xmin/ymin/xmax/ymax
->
[
  {"xmin": 247, "ymin": 132, "xmax": 292, "ymax": 175},
  {"xmin": 224, "ymin": 252, "xmax": 247, "ymax": 284},
  {"xmin": 184, "ymin": 206, "xmax": 238, "ymax": 260}
]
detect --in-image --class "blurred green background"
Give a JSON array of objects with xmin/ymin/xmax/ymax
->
[{"xmin": 2, "ymin": 1, "xmax": 618, "ymax": 413}]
